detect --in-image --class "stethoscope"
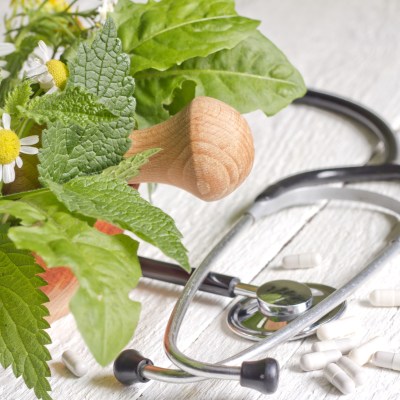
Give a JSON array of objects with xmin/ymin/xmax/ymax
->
[{"xmin": 113, "ymin": 89, "xmax": 400, "ymax": 394}]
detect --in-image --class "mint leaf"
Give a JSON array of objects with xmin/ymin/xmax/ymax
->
[
  {"xmin": 20, "ymin": 86, "xmax": 117, "ymax": 126},
  {"xmin": 0, "ymin": 225, "xmax": 52, "ymax": 400},
  {"xmin": 38, "ymin": 18, "xmax": 135, "ymax": 183},
  {"xmin": 4, "ymin": 80, "xmax": 33, "ymax": 120},
  {"xmin": 0, "ymin": 200, "xmax": 142, "ymax": 366},
  {"xmin": 102, "ymin": 148, "xmax": 160, "ymax": 181},
  {"xmin": 47, "ymin": 175, "xmax": 190, "ymax": 271},
  {"xmin": 134, "ymin": 31, "xmax": 306, "ymax": 127},
  {"xmin": 113, "ymin": 0, "xmax": 260, "ymax": 74}
]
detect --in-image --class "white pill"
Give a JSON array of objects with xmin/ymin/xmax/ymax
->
[
  {"xmin": 312, "ymin": 336, "xmax": 360, "ymax": 354},
  {"xmin": 371, "ymin": 351, "xmax": 400, "ymax": 371},
  {"xmin": 317, "ymin": 317, "xmax": 361, "ymax": 341},
  {"xmin": 62, "ymin": 350, "xmax": 88, "ymax": 377},
  {"xmin": 300, "ymin": 349, "xmax": 342, "ymax": 371},
  {"xmin": 336, "ymin": 356, "xmax": 366, "ymax": 386},
  {"xmin": 348, "ymin": 336, "xmax": 387, "ymax": 365},
  {"xmin": 369, "ymin": 290, "xmax": 400, "ymax": 307},
  {"xmin": 324, "ymin": 363, "xmax": 356, "ymax": 395},
  {"xmin": 282, "ymin": 253, "xmax": 322, "ymax": 269}
]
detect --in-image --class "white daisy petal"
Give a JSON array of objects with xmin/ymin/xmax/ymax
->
[
  {"xmin": 0, "ymin": 43, "xmax": 16, "ymax": 57},
  {"xmin": 38, "ymin": 40, "xmax": 51, "ymax": 62},
  {"xmin": 3, "ymin": 163, "xmax": 15, "ymax": 184},
  {"xmin": 45, "ymin": 86, "xmax": 59, "ymax": 95},
  {"xmin": 16, "ymin": 156, "xmax": 23, "ymax": 168},
  {"xmin": 2, "ymin": 113, "xmax": 11, "ymax": 130},
  {"xmin": 26, "ymin": 58, "xmax": 42, "ymax": 69},
  {"xmin": 0, "ymin": 61, "xmax": 6, "ymax": 68},
  {"xmin": 38, "ymin": 73, "xmax": 53, "ymax": 84},
  {"xmin": 20, "ymin": 146, "xmax": 39, "ymax": 155},
  {"xmin": 1, "ymin": 70, "xmax": 10, "ymax": 79},
  {"xmin": 20, "ymin": 135, "xmax": 39, "ymax": 145},
  {"xmin": 26, "ymin": 64, "xmax": 48, "ymax": 78}
]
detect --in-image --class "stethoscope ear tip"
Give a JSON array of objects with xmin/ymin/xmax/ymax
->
[
  {"xmin": 114, "ymin": 349, "xmax": 153, "ymax": 385},
  {"xmin": 240, "ymin": 357, "xmax": 280, "ymax": 394}
]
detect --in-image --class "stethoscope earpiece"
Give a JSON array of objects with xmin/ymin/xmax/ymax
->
[
  {"xmin": 240, "ymin": 357, "xmax": 280, "ymax": 394},
  {"xmin": 114, "ymin": 349, "xmax": 153, "ymax": 385}
]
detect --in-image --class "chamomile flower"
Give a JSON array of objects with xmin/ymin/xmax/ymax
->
[
  {"xmin": 25, "ymin": 41, "xmax": 69, "ymax": 94},
  {"xmin": 98, "ymin": 0, "xmax": 118, "ymax": 23},
  {"xmin": 0, "ymin": 113, "xmax": 39, "ymax": 184}
]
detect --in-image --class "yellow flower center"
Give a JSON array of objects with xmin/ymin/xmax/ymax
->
[
  {"xmin": 46, "ymin": 59, "xmax": 69, "ymax": 90},
  {"xmin": 0, "ymin": 129, "xmax": 20, "ymax": 164}
]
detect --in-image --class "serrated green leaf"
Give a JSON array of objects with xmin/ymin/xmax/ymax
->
[
  {"xmin": 47, "ymin": 175, "xmax": 190, "ymax": 271},
  {"xmin": 113, "ymin": 0, "xmax": 259, "ymax": 74},
  {"xmin": 4, "ymin": 80, "xmax": 33, "ymax": 120},
  {"xmin": 20, "ymin": 86, "xmax": 118, "ymax": 126},
  {"xmin": 102, "ymin": 148, "xmax": 160, "ymax": 181},
  {"xmin": 134, "ymin": 31, "xmax": 306, "ymax": 127},
  {"xmin": 0, "ymin": 200, "xmax": 142, "ymax": 366},
  {"xmin": 38, "ymin": 18, "xmax": 136, "ymax": 183},
  {"xmin": 0, "ymin": 225, "xmax": 52, "ymax": 400}
]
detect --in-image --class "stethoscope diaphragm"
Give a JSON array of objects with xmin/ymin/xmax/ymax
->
[{"xmin": 227, "ymin": 282, "xmax": 347, "ymax": 341}]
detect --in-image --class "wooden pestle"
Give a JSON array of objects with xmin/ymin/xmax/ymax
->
[
  {"xmin": 127, "ymin": 96, "xmax": 254, "ymax": 201},
  {"xmin": 42, "ymin": 97, "xmax": 254, "ymax": 322}
]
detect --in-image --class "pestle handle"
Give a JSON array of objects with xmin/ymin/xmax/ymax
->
[{"xmin": 126, "ymin": 96, "xmax": 254, "ymax": 201}]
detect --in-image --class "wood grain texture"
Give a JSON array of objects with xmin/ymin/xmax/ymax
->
[
  {"xmin": 127, "ymin": 96, "xmax": 254, "ymax": 201},
  {"xmin": 1, "ymin": 0, "xmax": 400, "ymax": 399}
]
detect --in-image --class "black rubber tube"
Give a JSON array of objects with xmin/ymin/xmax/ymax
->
[
  {"xmin": 255, "ymin": 164, "xmax": 400, "ymax": 201},
  {"xmin": 295, "ymin": 89, "xmax": 398, "ymax": 163},
  {"xmin": 139, "ymin": 257, "xmax": 240, "ymax": 298}
]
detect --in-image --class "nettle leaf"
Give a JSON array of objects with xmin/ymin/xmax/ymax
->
[
  {"xmin": 113, "ymin": 0, "xmax": 260, "ymax": 74},
  {"xmin": 0, "ymin": 225, "xmax": 52, "ymax": 400},
  {"xmin": 47, "ymin": 175, "xmax": 190, "ymax": 271},
  {"xmin": 102, "ymin": 148, "xmax": 160, "ymax": 181},
  {"xmin": 20, "ymin": 86, "xmax": 118, "ymax": 126},
  {"xmin": 4, "ymin": 80, "xmax": 33, "ymax": 120},
  {"xmin": 134, "ymin": 31, "xmax": 306, "ymax": 127},
  {"xmin": 0, "ymin": 200, "xmax": 142, "ymax": 366},
  {"xmin": 38, "ymin": 18, "xmax": 135, "ymax": 183}
]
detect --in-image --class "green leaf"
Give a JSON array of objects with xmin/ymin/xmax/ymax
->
[
  {"xmin": 4, "ymin": 80, "xmax": 33, "ymax": 120},
  {"xmin": 20, "ymin": 86, "xmax": 118, "ymax": 126},
  {"xmin": 113, "ymin": 0, "xmax": 260, "ymax": 74},
  {"xmin": 134, "ymin": 31, "xmax": 306, "ymax": 127},
  {"xmin": 0, "ymin": 225, "xmax": 52, "ymax": 400},
  {"xmin": 102, "ymin": 148, "xmax": 160, "ymax": 181},
  {"xmin": 47, "ymin": 175, "xmax": 190, "ymax": 271},
  {"xmin": 0, "ymin": 200, "xmax": 142, "ymax": 366},
  {"xmin": 38, "ymin": 18, "xmax": 136, "ymax": 183}
]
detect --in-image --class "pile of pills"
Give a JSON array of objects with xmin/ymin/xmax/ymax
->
[{"xmin": 300, "ymin": 315, "xmax": 400, "ymax": 395}]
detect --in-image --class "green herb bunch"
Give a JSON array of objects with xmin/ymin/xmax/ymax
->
[{"xmin": 0, "ymin": 1, "xmax": 306, "ymax": 399}]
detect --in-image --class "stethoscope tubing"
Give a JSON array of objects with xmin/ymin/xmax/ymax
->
[{"xmin": 295, "ymin": 89, "xmax": 399, "ymax": 163}]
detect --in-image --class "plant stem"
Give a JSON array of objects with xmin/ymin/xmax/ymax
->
[{"xmin": 0, "ymin": 187, "xmax": 49, "ymax": 201}]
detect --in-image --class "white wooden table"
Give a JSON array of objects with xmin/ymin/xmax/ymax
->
[{"xmin": 2, "ymin": 0, "xmax": 400, "ymax": 399}]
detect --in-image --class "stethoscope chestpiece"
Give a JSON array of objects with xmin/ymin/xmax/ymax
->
[
  {"xmin": 256, "ymin": 280, "xmax": 313, "ymax": 321},
  {"xmin": 228, "ymin": 282, "xmax": 347, "ymax": 341}
]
